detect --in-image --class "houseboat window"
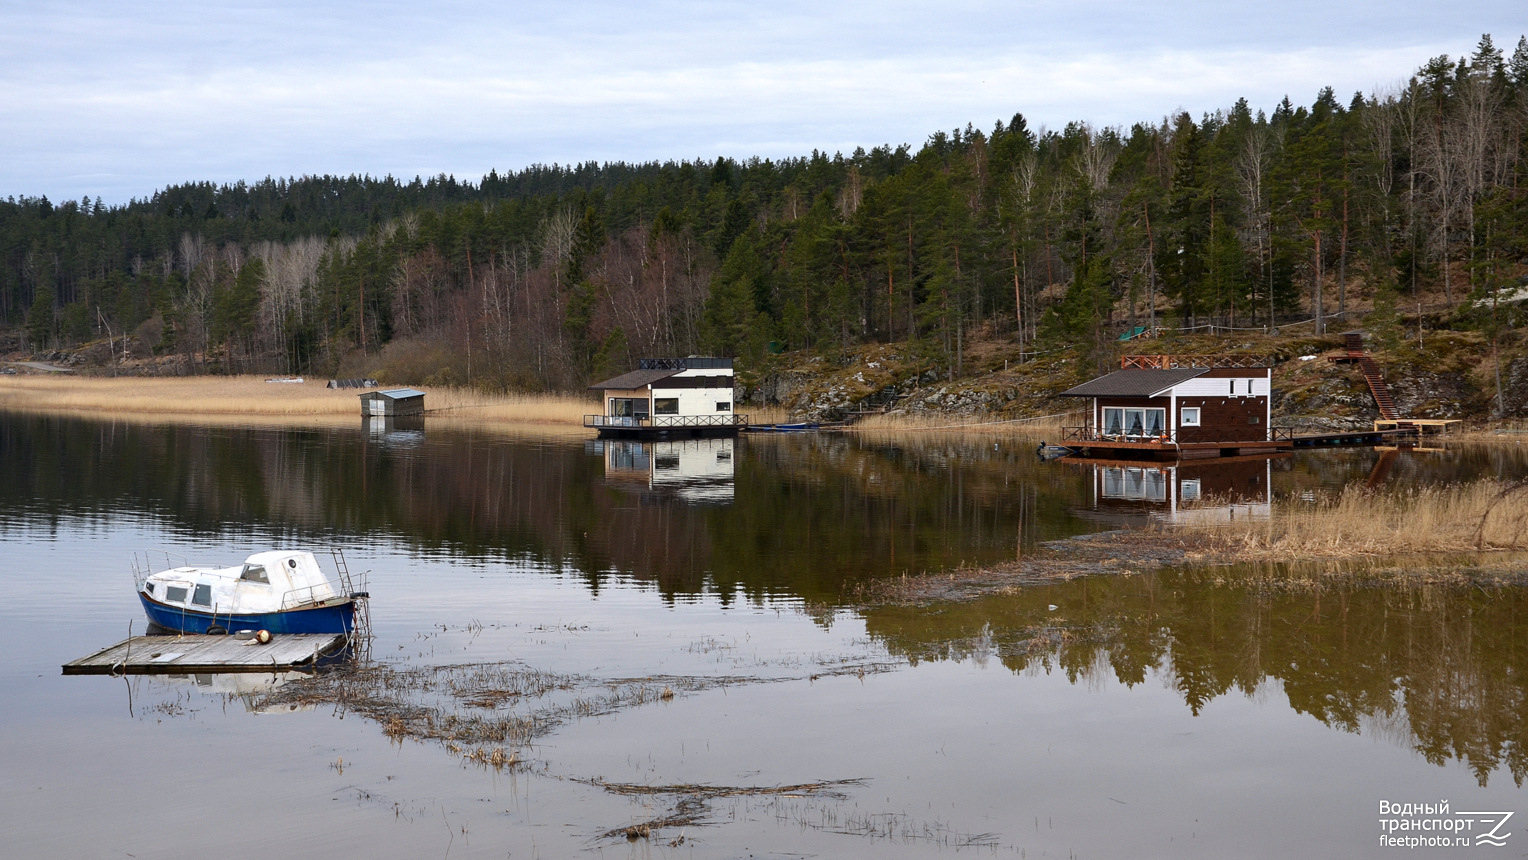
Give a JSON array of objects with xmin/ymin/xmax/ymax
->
[
  {"xmin": 654, "ymin": 398, "xmax": 679, "ymax": 415},
  {"xmin": 192, "ymin": 584, "xmax": 212, "ymax": 606},
  {"xmin": 716, "ymin": 401, "xmax": 731, "ymax": 412},
  {"xmin": 240, "ymin": 563, "xmax": 269, "ymax": 583},
  {"xmin": 609, "ymin": 398, "xmax": 649, "ymax": 420},
  {"xmin": 655, "ymin": 454, "xmax": 680, "ymax": 470},
  {"xmin": 1102, "ymin": 407, "xmax": 1165, "ymax": 437},
  {"xmin": 1229, "ymin": 380, "xmax": 1235, "ymax": 394},
  {"xmin": 1103, "ymin": 409, "xmax": 1124, "ymax": 435},
  {"xmin": 1181, "ymin": 407, "xmax": 1201, "ymax": 426},
  {"xmin": 1181, "ymin": 479, "xmax": 1202, "ymax": 502},
  {"xmin": 165, "ymin": 585, "xmax": 188, "ymax": 603}
]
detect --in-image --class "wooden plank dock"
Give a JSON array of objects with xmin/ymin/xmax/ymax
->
[{"xmin": 62, "ymin": 633, "xmax": 347, "ymax": 675}]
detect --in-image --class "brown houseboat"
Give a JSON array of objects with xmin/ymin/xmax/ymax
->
[{"xmin": 1058, "ymin": 356, "xmax": 1292, "ymax": 460}]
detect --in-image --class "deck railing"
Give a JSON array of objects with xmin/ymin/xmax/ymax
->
[
  {"xmin": 584, "ymin": 414, "xmax": 749, "ymax": 429},
  {"xmin": 1063, "ymin": 425, "xmax": 1294, "ymax": 444},
  {"xmin": 1121, "ymin": 355, "xmax": 1274, "ymax": 369}
]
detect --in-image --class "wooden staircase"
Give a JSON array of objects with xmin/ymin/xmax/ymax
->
[{"xmin": 1340, "ymin": 333, "xmax": 1398, "ymax": 421}]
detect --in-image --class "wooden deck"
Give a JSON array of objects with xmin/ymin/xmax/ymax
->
[{"xmin": 63, "ymin": 633, "xmax": 347, "ymax": 675}]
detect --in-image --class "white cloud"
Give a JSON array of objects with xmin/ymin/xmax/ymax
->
[{"xmin": 1, "ymin": 2, "xmax": 1521, "ymax": 202}]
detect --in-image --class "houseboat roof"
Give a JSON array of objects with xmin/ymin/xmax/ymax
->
[
  {"xmin": 360, "ymin": 388, "xmax": 426, "ymax": 400},
  {"xmin": 587, "ymin": 368, "xmax": 681, "ymax": 391},
  {"xmin": 1059, "ymin": 368, "xmax": 1209, "ymax": 398}
]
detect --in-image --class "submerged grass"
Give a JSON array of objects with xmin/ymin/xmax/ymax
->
[{"xmin": 1183, "ymin": 479, "xmax": 1528, "ymax": 558}]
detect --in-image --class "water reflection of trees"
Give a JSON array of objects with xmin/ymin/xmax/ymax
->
[
  {"xmin": 0, "ymin": 414, "xmax": 1094, "ymax": 601},
  {"xmin": 863, "ymin": 570, "xmax": 1528, "ymax": 786}
]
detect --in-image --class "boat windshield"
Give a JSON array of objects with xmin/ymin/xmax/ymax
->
[{"xmin": 240, "ymin": 563, "xmax": 269, "ymax": 583}]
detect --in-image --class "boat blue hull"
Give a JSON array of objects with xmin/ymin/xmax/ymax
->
[{"xmin": 138, "ymin": 594, "xmax": 356, "ymax": 635}]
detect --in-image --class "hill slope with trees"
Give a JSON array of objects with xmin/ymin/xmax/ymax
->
[{"xmin": 4, "ymin": 36, "xmax": 1526, "ymax": 412}]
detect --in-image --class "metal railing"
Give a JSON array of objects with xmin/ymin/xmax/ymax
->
[
  {"xmin": 1121, "ymin": 355, "xmax": 1274, "ymax": 370},
  {"xmin": 638, "ymin": 357, "xmax": 734, "ymax": 371},
  {"xmin": 1063, "ymin": 425, "xmax": 1294, "ymax": 444},
  {"xmin": 584, "ymin": 414, "xmax": 749, "ymax": 429},
  {"xmin": 131, "ymin": 550, "xmax": 191, "ymax": 588}
]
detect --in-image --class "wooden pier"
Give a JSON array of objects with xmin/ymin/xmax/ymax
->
[
  {"xmin": 63, "ymin": 633, "xmax": 347, "ymax": 675},
  {"xmin": 1290, "ymin": 427, "xmax": 1419, "ymax": 448}
]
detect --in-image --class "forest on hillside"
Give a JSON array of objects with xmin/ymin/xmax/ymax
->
[{"xmin": 4, "ymin": 35, "xmax": 1527, "ymax": 390}]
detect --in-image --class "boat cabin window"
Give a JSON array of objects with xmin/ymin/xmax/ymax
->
[
  {"xmin": 165, "ymin": 585, "xmax": 189, "ymax": 603},
  {"xmin": 192, "ymin": 584, "xmax": 212, "ymax": 607},
  {"xmin": 240, "ymin": 563, "xmax": 269, "ymax": 584},
  {"xmin": 145, "ymin": 582, "xmax": 156, "ymax": 595}
]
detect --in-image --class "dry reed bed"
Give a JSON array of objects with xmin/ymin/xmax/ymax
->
[
  {"xmin": 1185, "ymin": 479, "xmax": 1528, "ymax": 557},
  {"xmin": 0, "ymin": 375, "xmax": 596, "ymax": 430},
  {"xmin": 842, "ymin": 410, "xmax": 1080, "ymax": 435},
  {"xmin": 0, "ymin": 375, "xmax": 801, "ymax": 430}
]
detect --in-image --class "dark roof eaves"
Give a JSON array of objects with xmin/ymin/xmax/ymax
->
[{"xmin": 1057, "ymin": 368, "xmax": 1210, "ymax": 398}]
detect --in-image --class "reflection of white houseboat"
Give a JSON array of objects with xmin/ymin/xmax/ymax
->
[
  {"xmin": 585, "ymin": 357, "xmax": 747, "ymax": 439},
  {"xmin": 593, "ymin": 437, "xmax": 735, "ymax": 504},
  {"xmin": 1080, "ymin": 455, "xmax": 1277, "ymax": 526}
]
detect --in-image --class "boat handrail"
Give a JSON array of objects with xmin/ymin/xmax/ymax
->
[
  {"xmin": 131, "ymin": 549, "xmax": 193, "ymax": 588},
  {"xmin": 280, "ymin": 569, "xmax": 368, "ymax": 610}
]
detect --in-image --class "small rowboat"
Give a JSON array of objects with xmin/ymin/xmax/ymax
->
[{"xmin": 134, "ymin": 549, "xmax": 367, "ymax": 636}]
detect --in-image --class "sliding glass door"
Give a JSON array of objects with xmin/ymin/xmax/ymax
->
[{"xmin": 1101, "ymin": 407, "xmax": 1166, "ymax": 438}]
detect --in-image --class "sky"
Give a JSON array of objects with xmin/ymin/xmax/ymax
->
[{"xmin": 3, "ymin": 1, "xmax": 1523, "ymax": 205}]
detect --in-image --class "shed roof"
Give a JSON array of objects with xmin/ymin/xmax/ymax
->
[
  {"xmin": 361, "ymin": 388, "xmax": 426, "ymax": 400},
  {"xmin": 1059, "ymin": 368, "xmax": 1209, "ymax": 398},
  {"xmin": 587, "ymin": 368, "xmax": 679, "ymax": 391}
]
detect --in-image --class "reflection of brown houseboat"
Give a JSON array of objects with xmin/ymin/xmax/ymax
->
[
  {"xmin": 1059, "ymin": 356, "xmax": 1292, "ymax": 460},
  {"xmin": 1071, "ymin": 454, "xmax": 1279, "ymax": 526}
]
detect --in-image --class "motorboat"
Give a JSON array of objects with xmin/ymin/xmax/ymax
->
[
  {"xmin": 134, "ymin": 549, "xmax": 368, "ymax": 636},
  {"xmin": 1036, "ymin": 441, "xmax": 1076, "ymax": 460}
]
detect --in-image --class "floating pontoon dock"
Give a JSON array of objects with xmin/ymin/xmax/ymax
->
[{"xmin": 63, "ymin": 633, "xmax": 347, "ymax": 675}]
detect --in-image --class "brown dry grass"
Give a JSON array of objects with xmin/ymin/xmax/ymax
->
[
  {"xmin": 844, "ymin": 409, "xmax": 1083, "ymax": 435},
  {"xmin": 0, "ymin": 375, "xmax": 597, "ymax": 435},
  {"xmin": 0, "ymin": 374, "xmax": 798, "ymax": 436},
  {"xmin": 1186, "ymin": 479, "xmax": 1528, "ymax": 558}
]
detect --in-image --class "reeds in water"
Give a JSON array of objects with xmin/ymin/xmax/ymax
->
[{"xmin": 1187, "ymin": 480, "xmax": 1528, "ymax": 557}]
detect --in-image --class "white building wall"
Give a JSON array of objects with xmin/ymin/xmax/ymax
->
[
  {"xmin": 651, "ymin": 383, "xmax": 733, "ymax": 417},
  {"xmin": 1171, "ymin": 375, "xmax": 1270, "ymax": 398}
]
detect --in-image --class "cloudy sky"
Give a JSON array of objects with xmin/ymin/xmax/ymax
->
[{"xmin": 3, "ymin": 1, "xmax": 1521, "ymax": 204}]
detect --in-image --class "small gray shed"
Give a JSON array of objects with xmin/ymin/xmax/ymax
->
[{"xmin": 359, "ymin": 388, "xmax": 426, "ymax": 417}]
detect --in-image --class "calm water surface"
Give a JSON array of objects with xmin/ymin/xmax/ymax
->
[{"xmin": 3, "ymin": 413, "xmax": 1527, "ymax": 858}]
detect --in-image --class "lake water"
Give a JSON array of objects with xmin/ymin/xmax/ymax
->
[{"xmin": 3, "ymin": 413, "xmax": 1527, "ymax": 858}]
